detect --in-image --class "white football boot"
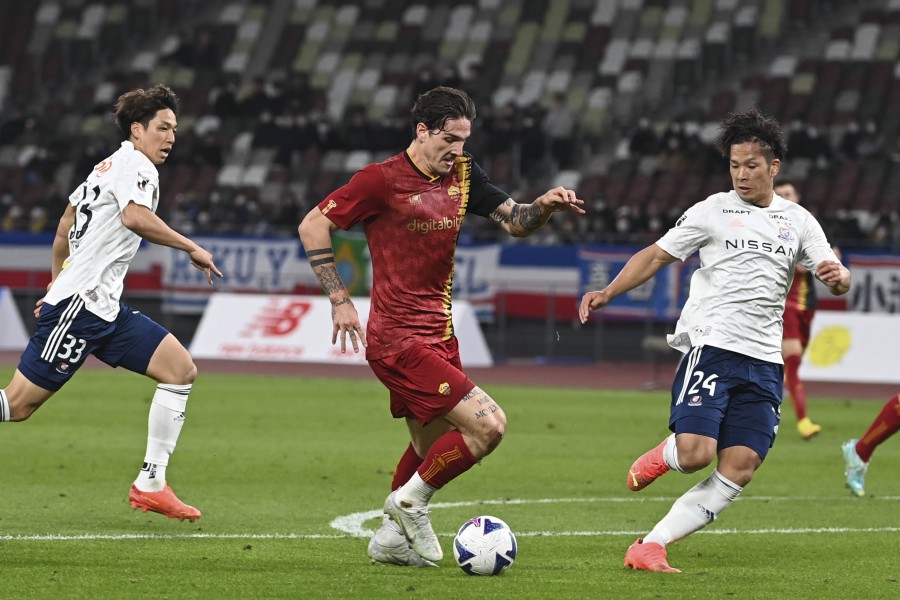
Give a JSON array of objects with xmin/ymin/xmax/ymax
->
[
  {"xmin": 367, "ymin": 514, "xmax": 438, "ymax": 567},
  {"xmin": 383, "ymin": 490, "xmax": 443, "ymax": 561}
]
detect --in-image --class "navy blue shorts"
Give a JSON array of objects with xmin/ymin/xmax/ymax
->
[
  {"xmin": 669, "ymin": 345, "xmax": 783, "ymax": 460},
  {"xmin": 18, "ymin": 295, "xmax": 168, "ymax": 392}
]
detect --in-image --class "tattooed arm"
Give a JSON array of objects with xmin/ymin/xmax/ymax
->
[
  {"xmin": 298, "ymin": 208, "xmax": 367, "ymax": 352},
  {"xmin": 489, "ymin": 186, "xmax": 585, "ymax": 237}
]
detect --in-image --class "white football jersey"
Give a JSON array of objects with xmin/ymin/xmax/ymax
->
[
  {"xmin": 44, "ymin": 141, "xmax": 160, "ymax": 321},
  {"xmin": 657, "ymin": 190, "xmax": 839, "ymax": 363}
]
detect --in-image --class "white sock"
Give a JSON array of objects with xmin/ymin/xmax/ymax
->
[
  {"xmin": 0, "ymin": 389, "xmax": 9, "ymax": 422},
  {"xmin": 644, "ymin": 470, "xmax": 743, "ymax": 547},
  {"xmin": 394, "ymin": 472, "xmax": 437, "ymax": 507},
  {"xmin": 662, "ymin": 433, "xmax": 687, "ymax": 473},
  {"xmin": 134, "ymin": 383, "xmax": 190, "ymax": 492}
]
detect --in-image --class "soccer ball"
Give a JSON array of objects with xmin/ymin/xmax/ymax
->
[{"xmin": 453, "ymin": 515, "xmax": 517, "ymax": 576}]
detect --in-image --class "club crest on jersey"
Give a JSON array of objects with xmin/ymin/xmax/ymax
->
[
  {"xmin": 408, "ymin": 193, "xmax": 422, "ymax": 205},
  {"xmin": 447, "ymin": 186, "xmax": 461, "ymax": 201},
  {"xmin": 688, "ymin": 396, "xmax": 703, "ymax": 407},
  {"xmin": 778, "ymin": 227, "xmax": 795, "ymax": 242},
  {"xmin": 438, "ymin": 382, "xmax": 451, "ymax": 396},
  {"xmin": 137, "ymin": 176, "xmax": 149, "ymax": 192}
]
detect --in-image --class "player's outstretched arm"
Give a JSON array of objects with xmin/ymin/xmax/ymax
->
[
  {"xmin": 298, "ymin": 208, "xmax": 366, "ymax": 353},
  {"xmin": 815, "ymin": 260, "xmax": 851, "ymax": 296},
  {"xmin": 490, "ymin": 186, "xmax": 585, "ymax": 237},
  {"xmin": 121, "ymin": 201, "xmax": 222, "ymax": 284},
  {"xmin": 579, "ymin": 244, "xmax": 678, "ymax": 324}
]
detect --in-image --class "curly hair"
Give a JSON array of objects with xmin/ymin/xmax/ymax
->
[
  {"xmin": 410, "ymin": 86, "xmax": 476, "ymax": 135},
  {"xmin": 114, "ymin": 84, "xmax": 180, "ymax": 138},
  {"xmin": 714, "ymin": 107, "xmax": 787, "ymax": 163}
]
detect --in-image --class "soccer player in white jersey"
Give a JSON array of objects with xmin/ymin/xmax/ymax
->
[
  {"xmin": 0, "ymin": 85, "xmax": 222, "ymax": 522},
  {"xmin": 579, "ymin": 108, "xmax": 850, "ymax": 572}
]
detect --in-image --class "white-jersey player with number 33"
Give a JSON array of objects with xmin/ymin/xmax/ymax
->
[
  {"xmin": 0, "ymin": 84, "xmax": 222, "ymax": 522},
  {"xmin": 579, "ymin": 108, "xmax": 850, "ymax": 573}
]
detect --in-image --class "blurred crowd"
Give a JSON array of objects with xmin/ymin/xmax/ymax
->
[{"xmin": 2, "ymin": 65, "xmax": 899, "ymax": 250}]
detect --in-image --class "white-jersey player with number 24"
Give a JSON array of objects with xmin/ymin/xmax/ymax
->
[{"xmin": 580, "ymin": 107, "xmax": 850, "ymax": 573}]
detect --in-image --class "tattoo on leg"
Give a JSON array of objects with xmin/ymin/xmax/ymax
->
[
  {"xmin": 461, "ymin": 389, "xmax": 480, "ymax": 403},
  {"xmin": 474, "ymin": 403, "xmax": 500, "ymax": 419}
]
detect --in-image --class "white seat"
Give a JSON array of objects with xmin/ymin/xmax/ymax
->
[
  {"xmin": 216, "ymin": 164, "xmax": 243, "ymax": 187},
  {"xmin": 599, "ymin": 39, "xmax": 629, "ymax": 76},
  {"xmin": 851, "ymin": 23, "xmax": 880, "ymax": 61},
  {"xmin": 769, "ymin": 55, "xmax": 797, "ymax": 77},
  {"xmin": 344, "ymin": 150, "xmax": 373, "ymax": 172},
  {"xmin": 553, "ymin": 170, "xmax": 582, "ymax": 190},
  {"xmin": 403, "ymin": 5, "xmax": 428, "ymax": 26},
  {"xmin": 219, "ymin": 3, "xmax": 246, "ymax": 24},
  {"xmin": 241, "ymin": 164, "xmax": 269, "ymax": 188},
  {"xmin": 334, "ymin": 4, "xmax": 359, "ymax": 26},
  {"xmin": 823, "ymin": 39, "xmax": 851, "ymax": 60}
]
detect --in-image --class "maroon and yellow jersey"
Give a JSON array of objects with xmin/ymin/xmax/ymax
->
[
  {"xmin": 786, "ymin": 268, "xmax": 817, "ymax": 311},
  {"xmin": 318, "ymin": 151, "xmax": 508, "ymax": 360}
]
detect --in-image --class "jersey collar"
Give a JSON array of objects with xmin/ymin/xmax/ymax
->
[{"xmin": 404, "ymin": 150, "xmax": 442, "ymax": 183}]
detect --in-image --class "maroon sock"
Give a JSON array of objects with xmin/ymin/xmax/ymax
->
[
  {"xmin": 391, "ymin": 443, "xmax": 423, "ymax": 491},
  {"xmin": 856, "ymin": 395, "xmax": 900, "ymax": 463},
  {"xmin": 417, "ymin": 430, "xmax": 478, "ymax": 490},
  {"xmin": 783, "ymin": 354, "xmax": 807, "ymax": 420}
]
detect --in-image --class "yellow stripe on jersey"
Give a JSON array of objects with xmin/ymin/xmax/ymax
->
[
  {"xmin": 798, "ymin": 274, "xmax": 809, "ymax": 310},
  {"xmin": 442, "ymin": 157, "xmax": 473, "ymax": 340}
]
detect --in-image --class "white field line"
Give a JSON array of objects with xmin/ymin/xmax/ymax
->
[{"xmin": 2, "ymin": 496, "xmax": 898, "ymax": 542}]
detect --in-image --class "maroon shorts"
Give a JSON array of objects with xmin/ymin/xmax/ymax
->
[
  {"xmin": 783, "ymin": 306, "xmax": 814, "ymax": 347},
  {"xmin": 368, "ymin": 337, "xmax": 476, "ymax": 426}
]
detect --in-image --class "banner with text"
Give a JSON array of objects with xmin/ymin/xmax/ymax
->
[
  {"xmin": 191, "ymin": 293, "xmax": 493, "ymax": 366},
  {"xmin": 799, "ymin": 311, "xmax": 900, "ymax": 383},
  {"xmin": 848, "ymin": 255, "xmax": 900, "ymax": 313},
  {"xmin": 577, "ymin": 248, "xmax": 698, "ymax": 320},
  {"xmin": 161, "ymin": 238, "xmax": 310, "ymax": 313},
  {"xmin": 452, "ymin": 244, "xmax": 501, "ymax": 321}
]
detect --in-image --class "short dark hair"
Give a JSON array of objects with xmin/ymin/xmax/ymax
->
[
  {"xmin": 773, "ymin": 178, "xmax": 795, "ymax": 189},
  {"xmin": 410, "ymin": 86, "xmax": 476, "ymax": 135},
  {"xmin": 114, "ymin": 84, "xmax": 179, "ymax": 139},
  {"xmin": 714, "ymin": 107, "xmax": 787, "ymax": 163}
]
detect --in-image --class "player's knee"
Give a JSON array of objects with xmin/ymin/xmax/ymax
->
[
  {"xmin": 676, "ymin": 445, "xmax": 715, "ymax": 472},
  {"xmin": 479, "ymin": 411, "xmax": 506, "ymax": 455},
  {"xmin": 174, "ymin": 360, "xmax": 197, "ymax": 385}
]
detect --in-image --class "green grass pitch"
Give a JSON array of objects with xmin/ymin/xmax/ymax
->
[{"xmin": 1, "ymin": 366, "xmax": 897, "ymax": 599}]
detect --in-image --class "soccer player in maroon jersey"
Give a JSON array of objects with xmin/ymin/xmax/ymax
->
[
  {"xmin": 775, "ymin": 180, "xmax": 840, "ymax": 439},
  {"xmin": 298, "ymin": 86, "xmax": 584, "ymax": 566},
  {"xmin": 843, "ymin": 394, "xmax": 900, "ymax": 496}
]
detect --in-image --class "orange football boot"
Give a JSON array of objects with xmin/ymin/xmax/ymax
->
[
  {"xmin": 624, "ymin": 538, "xmax": 681, "ymax": 573},
  {"xmin": 129, "ymin": 484, "xmax": 202, "ymax": 522},
  {"xmin": 627, "ymin": 438, "xmax": 670, "ymax": 491}
]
